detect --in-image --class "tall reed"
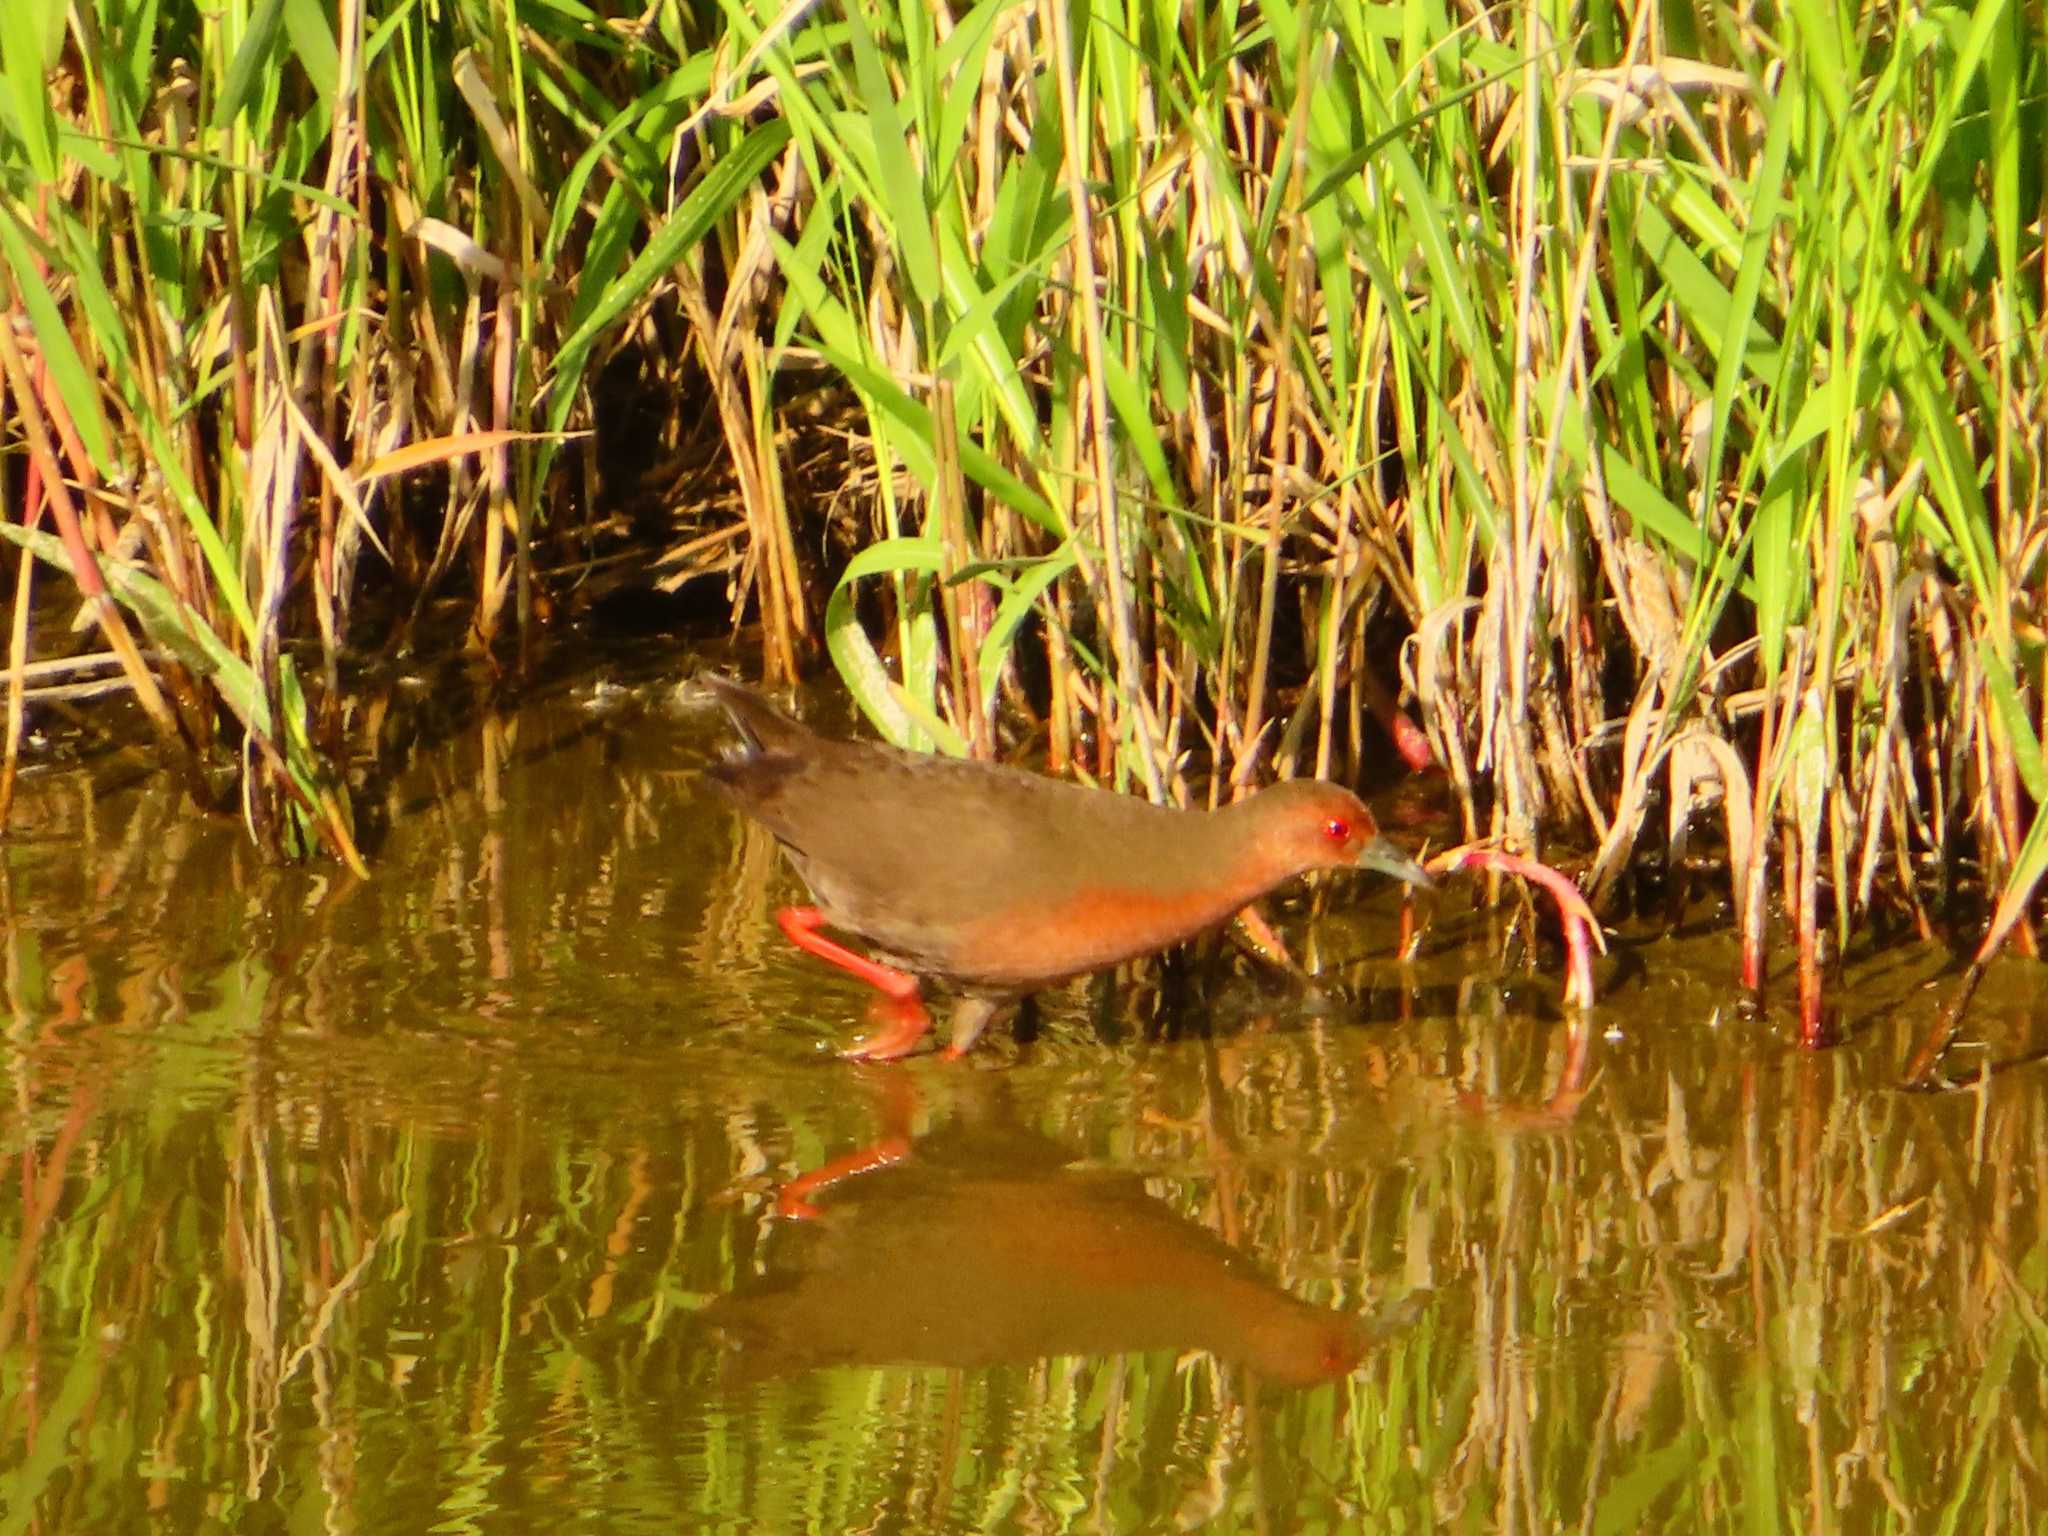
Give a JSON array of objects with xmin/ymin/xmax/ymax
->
[{"xmin": 723, "ymin": 0, "xmax": 2045, "ymax": 1060}]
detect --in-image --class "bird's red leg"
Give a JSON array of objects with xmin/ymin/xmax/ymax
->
[
  {"xmin": 775, "ymin": 907, "xmax": 935, "ymax": 1060},
  {"xmin": 775, "ymin": 906, "xmax": 921, "ymax": 999},
  {"xmin": 774, "ymin": 1074, "xmax": 920, "ymax": 1217},
  {"xmin": 776, "ymin": 1133, "xmax": 912, "ymax": 1219}
]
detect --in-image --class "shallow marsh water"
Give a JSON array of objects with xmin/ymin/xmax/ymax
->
[{"xmin": 2, "ymin": 665, "xmax": 2045, "ymax": 1533}]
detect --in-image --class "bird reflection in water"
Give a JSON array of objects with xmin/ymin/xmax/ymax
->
[{"xmin": 700, "ymin": 1076, "xmax": 1417, "ymax": 1391}]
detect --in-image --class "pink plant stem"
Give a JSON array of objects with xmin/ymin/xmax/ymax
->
[
  {"xmin": 1428, "ymin": 845, "xmax": 1603, "ymax": 1009},
  {"xmin": 1796, "ymin": 842, "xmax": 1823, "ymax": 1047},
  {"xmin": 1357, "ymin": 666, "xmax": 1436, "ymax": 774}
]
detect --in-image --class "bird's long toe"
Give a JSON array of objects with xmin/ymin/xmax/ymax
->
[{"xmin": 842, "ymin": 994, "xmax": 935, "ymax": 1061}]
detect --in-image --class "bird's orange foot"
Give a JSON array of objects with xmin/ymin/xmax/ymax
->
[{"xmin": 842, "ymin": 994, "xmax": 935, "ymax": 1061}]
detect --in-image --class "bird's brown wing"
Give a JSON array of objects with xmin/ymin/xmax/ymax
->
[{"xmin": 702, "ymin": 677, "xmax": 1249, "ymax": 983}]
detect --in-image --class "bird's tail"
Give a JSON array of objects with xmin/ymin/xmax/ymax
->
[{"xmin": 698, "ymin": 674, "xmax": 812, "ymax": 757}]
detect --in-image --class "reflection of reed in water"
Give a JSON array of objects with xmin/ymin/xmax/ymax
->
[
  {"xmin": 10, "ymin": 728, "xmax": 2048, "ymax": 1533},
  {"xmin": 700, "ymin": 1089, "xmax": 1410, "ymax": 1391}
]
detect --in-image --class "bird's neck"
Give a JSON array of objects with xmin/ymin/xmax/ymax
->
[{"xmin": 1171, "ymin": 802, "xmax": 1301, "ymax": 922}]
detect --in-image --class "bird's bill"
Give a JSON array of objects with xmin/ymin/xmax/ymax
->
[{"xmin": 1355, "ymin": 835, "xmax": 1433, "ymax": 888}]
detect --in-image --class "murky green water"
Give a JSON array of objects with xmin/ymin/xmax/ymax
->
[{"xmin": 3, "ymin": 666, "xmax": 2045, "ymax": 1533}]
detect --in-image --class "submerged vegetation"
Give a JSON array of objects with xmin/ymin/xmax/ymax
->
[{"xmin": 0, "ymin": 0, "xmax": 2043, "ymax": 1064}]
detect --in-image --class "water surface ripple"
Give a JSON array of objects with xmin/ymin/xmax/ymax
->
[{"xmin": 2, "ymin": 676, "xmax": 2041, "ymax": 1533}]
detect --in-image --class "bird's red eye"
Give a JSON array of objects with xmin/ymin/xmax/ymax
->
[{"xmin": 1322, "ymin": 816, "xmax": 1352, "ymax": 843}]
